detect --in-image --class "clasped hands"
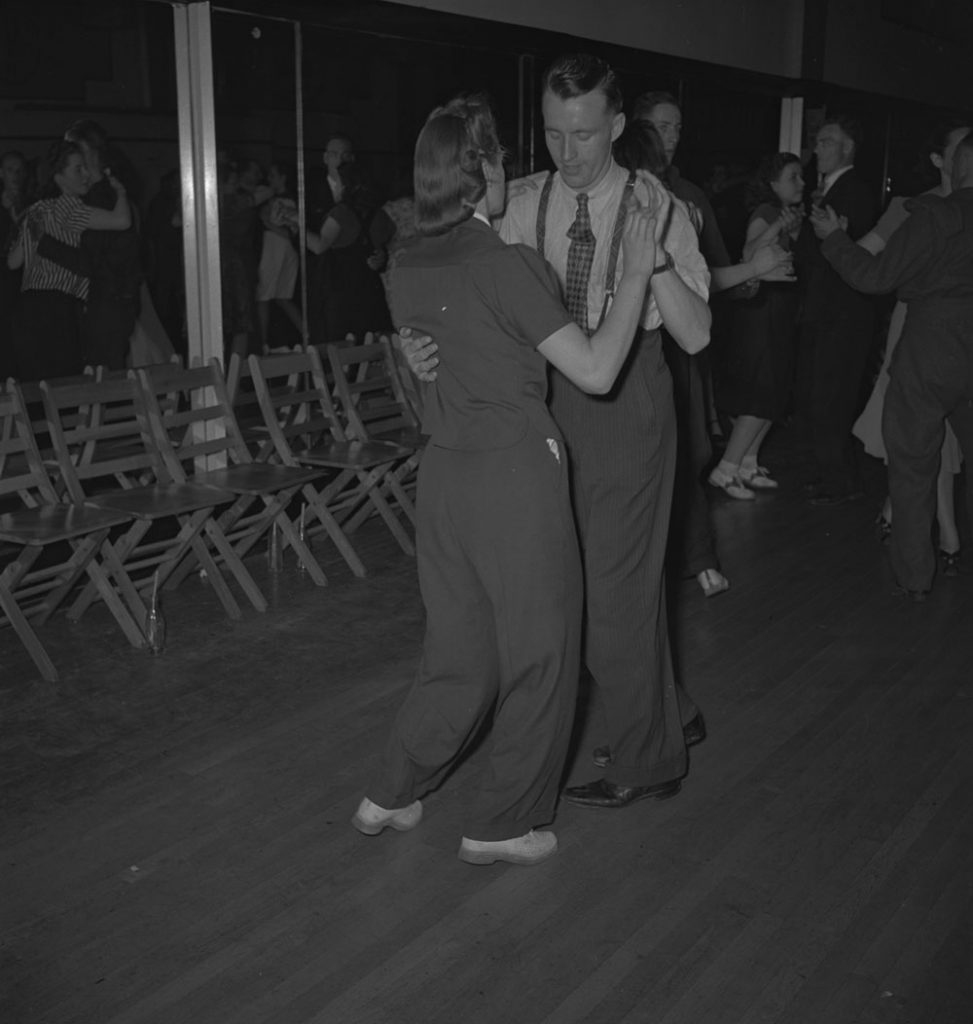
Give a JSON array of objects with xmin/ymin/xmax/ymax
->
[{"xmin": 809, "ymin": 203, "xmax": 848, "ymax": 240}]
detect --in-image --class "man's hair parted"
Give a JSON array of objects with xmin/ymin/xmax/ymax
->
[{"xmin": 542, "ymin": 53, "xmax": 623, "ymax": 115}]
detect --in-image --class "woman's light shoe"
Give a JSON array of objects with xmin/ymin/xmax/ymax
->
[
  {"xmin": 707, "ymin": 468, "xmax": 756, "ymax": 500},
  {"xmin": 739, "ymin": 466, "xmax": 778, "ymax": 490},
  {"xmin": 458, "ymin": 829, "xmax": 557, "ymax": 866},
  {"xmin": 697, "ymin": 568, "xmax": 730, "ymax": 598},
  {"xmin": 351, "ymin": 797, "xmax": 423, "ymax": 836}
]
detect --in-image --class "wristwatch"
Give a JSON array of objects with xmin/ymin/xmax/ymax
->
[{"xmin": 652, "ymin": 250, "xmax": 675, "ymax": 276}]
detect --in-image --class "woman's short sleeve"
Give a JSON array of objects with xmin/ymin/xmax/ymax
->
[
  {"xmin": 750, "ymin": 202, "xmax": 779, "ymax": 228},
  {"xmin": 486, "ymin": 245, "xmax": 574, "ymax": 348},
  {"xmin": 46, "ymin": 194, "xmax": 90, "ymax": 245}
]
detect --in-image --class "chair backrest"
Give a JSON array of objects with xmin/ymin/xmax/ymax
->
[
  {"xmin": 326, "ymin": 332, "xmax": 420, "ymax": 441},
  {"xmin": 40, "ymin": 375, "xmax": 165, "ymax": 501},
  {"xmin": 0, "ymin": 385, "xmax": 61, "ymax": 510},
  {"xmin": 135, "ymin": 361, "xmax": 253, "ymax": 480},
  {"xmin": 14, "ymin": 370, "xmax": 97, "ymax": 471},
  {"xmin": 247, "ymin": 347, "xmax": 348, "ymax": 463},
  {"xmin": 226, "ymin": 347, "xmax": 304, "ymax": 457}
]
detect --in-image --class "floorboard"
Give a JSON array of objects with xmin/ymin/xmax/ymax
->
[{"xmin": 2, "ymin": 428, "xmax": 971, "ymax": 1024}]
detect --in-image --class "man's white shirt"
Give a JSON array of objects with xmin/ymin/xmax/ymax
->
[{"xmin": 499, "ymin": 159, "xmax": 710, "ymax": 332}]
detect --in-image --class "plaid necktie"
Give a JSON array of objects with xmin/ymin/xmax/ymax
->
[{"xmin": 565, "ymin": 192, "xmax": 596, "ymax": 335}]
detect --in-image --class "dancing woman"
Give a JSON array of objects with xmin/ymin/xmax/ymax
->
[
  {"xmin": 710, "ymin": 153, "xmax": 804, "ymax": 498},
  {"xmin": 7, "ymin": 140, "xmax": 130, "ymax": 380}
]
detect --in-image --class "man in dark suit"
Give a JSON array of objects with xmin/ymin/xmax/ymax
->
[
  {"xmin": 797, "ymin": 115, "xmax": 878, "ymax": 505},
  {"xmin": 305, "ymin": 134, "xmax": 354, "ymax": 343}
]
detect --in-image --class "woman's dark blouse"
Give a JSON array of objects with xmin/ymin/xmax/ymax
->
[{"xmin": 390, "ymin": 216, "xmax": 572, "ymax": 452}]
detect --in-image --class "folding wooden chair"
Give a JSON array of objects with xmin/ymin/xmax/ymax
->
[
  {"xmin": 326, "ymin": 333, "xmax": 423, "ymax": 529},
  {"xmin": 248, "ymin": 347, "xmax": 417, "ymax": 571},
  {"xmin": 134, "ymin": 359, "xmax": 329, "ymax": 589},
  {"xmin": 14, "ymin": 371, "xmax": 98, "ymax": 496},
  {"xmin": 225, "ymin": 349, "xmax": 285, "ymax": 459},
  {"xmin": 326, "ymin": 332, "xmax": 423, "ymax": 448},
  {"xmin": 40, "ymin": 374, "xmax": 257, "ymax": 625},
  {"xmin": 0, "ymin": 384, "xmax": 145, "ymax": 682}
]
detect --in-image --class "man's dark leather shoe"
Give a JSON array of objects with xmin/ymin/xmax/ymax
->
[
  {"xmin": 591, "ymin": 713, "xmax": 705, "ymax": 768},
  {"xmin": 563, "ymin": 777, "xmax": 682, "ymax": 808}
]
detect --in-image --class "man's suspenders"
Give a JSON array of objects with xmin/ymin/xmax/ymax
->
[{"xmin": 534, "ymin": 170, "xmax": 638, "ymax": 332}]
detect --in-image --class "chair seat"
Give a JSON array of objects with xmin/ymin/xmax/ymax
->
[
  {"xmin": 195, "ymin": 463, "xmax": 323, "ymax": 495},
  {"xmin": 0, "ymin": 503, "xmax": 132, "ymax": 545},
  {"xmin": 373, "ymin": 426, "xmax": 425, "ymax": 448},
  {"xmin": 87, "ymin": 483, "xmax": 237, "ymax": 519},
  {"xmin": 296, "ymin": 438, "xmax": 416, "ymax": 470}
]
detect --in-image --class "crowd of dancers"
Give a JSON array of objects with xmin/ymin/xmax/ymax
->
[
  {"xmin": 0, "ymin": 124, "xmax": 397, "ymax": 380},
  {"xmin": 3, "ymin": 51, "xmax": 971, "ymax": 868},
  {"xmin": 352, "ymin": 52, "xmax": 973, "ymax": 866}
]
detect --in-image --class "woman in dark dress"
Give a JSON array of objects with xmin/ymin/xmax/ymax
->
[
  {"xmin": 218, "ymin": 158, "xmax": 273, "ymax": 360},
  {"xmin": 351, "ymin": 94, "xmax": 660, "ymax": 867},
  {"xmin": 307, "ymin": 162, "xmax": 393, "ymax": 342},
  {"xmin": 710, "ymin": 152, "xmax": 804, "ymax": 498}
]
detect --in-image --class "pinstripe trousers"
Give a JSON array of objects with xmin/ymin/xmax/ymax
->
[{"xmin": 550, "ymin": 327, "xmax": 694, "ymax": 788}]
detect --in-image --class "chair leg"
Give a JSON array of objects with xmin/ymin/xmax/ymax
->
[
  {"xmin": 34, "ymin": 533, "xmax": 107, "ymax": 626},
  {"xmin": 383, "ymin": 466, "xmax": 418, "ymax": 525},
  {"xmin": 163, "ymin": 493, "xmax": 254, "ymax": 592},
  {"xmin": 0, "ymin": 567, "xmax": 59, "ymax": 683},
  {"xmin": 202, "ymin": 519, "xmax": 268, "ymax": 613},
  {"xmin": 97, "ymin": 538, "xmax": 149, "ymax": 635},
  {"xmin": 341, "ymin": 464, "xmax": 391, "ymax": 533},
  {"xmin": 274, "ymin": 508, "xmax": 329, "ymax": 586},
  {"xmin": 67, "ymin": 520, "xmax": 152, "ymax": 622},
  {"xmin": 344, "ymin": 467, "xmax": 416, "ymax": 556},
  {"xmin": 221, "ymin": 493, "xmax": 328, "ymax": 587},
  {"xmin": 187, "ymin": 531, "xmax": 243, "ymax": 619},
  {"xmin": 80, "ymin": 549, "xmax": 148, "ymax": 648},
  {"xmin": 152, "ymin": 510, "xmax": 244, "ymax": 617},
  {"xmin": 303, "ymin": 483, "xmax": 367, "ymax": 578}
]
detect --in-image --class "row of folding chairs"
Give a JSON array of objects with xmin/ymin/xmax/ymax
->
[{"xmin": 1, "ymin": 333, "xmax": 425, "ymax": 682}]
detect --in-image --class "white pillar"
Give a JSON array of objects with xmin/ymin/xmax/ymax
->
[
  {"xmin": 779, "ymin": 96, "xmax": 805, "ymax": 156},
  {"xmin": 173, "ymin": 1, "xmax": 223, "ymax": 370}
]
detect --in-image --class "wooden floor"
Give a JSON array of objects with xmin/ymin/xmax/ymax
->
[{"xmin": 2, "ymin": 430, "xmax": 971, "ymax": 1024}]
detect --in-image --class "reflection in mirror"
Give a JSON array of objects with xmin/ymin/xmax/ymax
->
[{"xmin": 1, "ymin": 0, "xmax": 184, "ymax": 377}]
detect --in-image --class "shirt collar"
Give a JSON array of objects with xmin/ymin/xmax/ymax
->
[{"xmin": 556, "ymin": 158, "xmax": 626, "ymax": 205}]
